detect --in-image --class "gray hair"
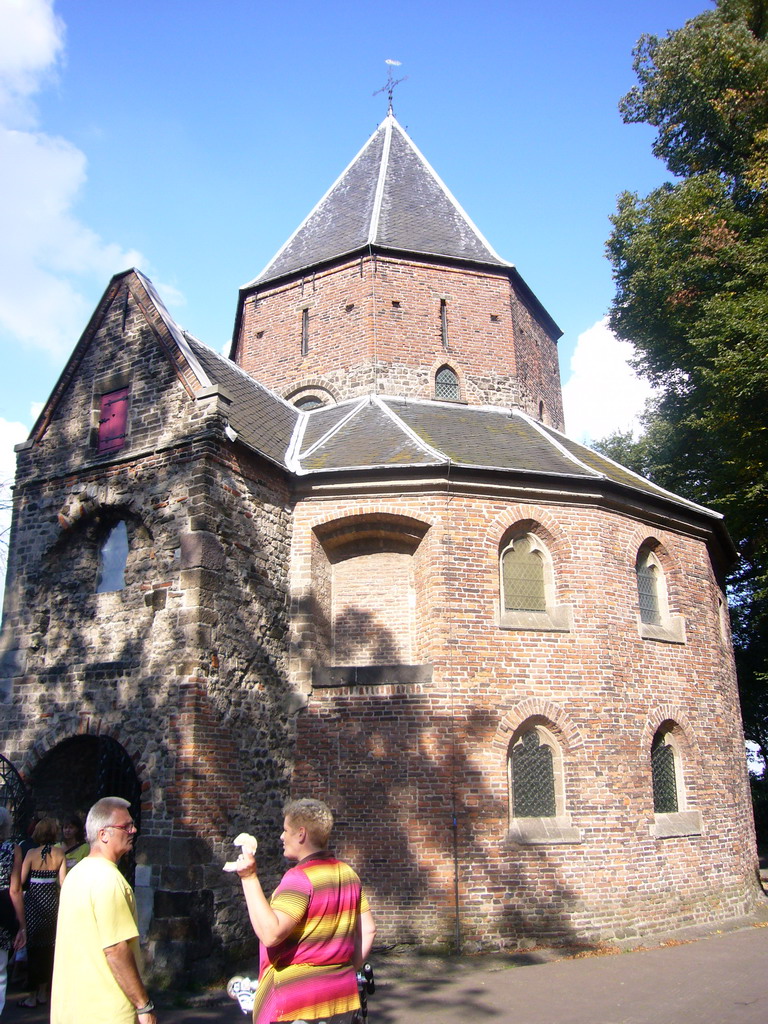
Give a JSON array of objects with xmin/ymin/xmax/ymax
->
[
  {"xmin": 85, "ymin": 796, "xmax": 131, "ymax": 844},
  {"xmin": 0, "ymin": 806, "xmax": 12, "ymax": 841}
]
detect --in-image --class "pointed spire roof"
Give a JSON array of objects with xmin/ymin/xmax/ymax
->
[{"xmin": 248, "ymin": 113, "xmax": 510, "ymax": 287}]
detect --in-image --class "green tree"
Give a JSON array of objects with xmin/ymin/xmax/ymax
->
[
  {"xmin": 605, "ymin": 0, "xmax": 768, "ymax": 772},
  {"xmin": 0, "ymin": 478, "xmax": 12, "ymax": 576}
]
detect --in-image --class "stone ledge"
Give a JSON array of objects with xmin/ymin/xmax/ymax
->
[
  {"xmin": 500, "ymin": 605, "xmax": 573, "ymax": 633},
  {"xmin": 651, "ymin": 809, "xmax": 702, "ymax": 838},
  {"xmin": 505, "ymin": 815, "xmax": 582, "ymax": 845},
  {"xmin": 639, "ymin": 614, "xmax": 686, "ymax": 645},
  {"xmin": 313, "ymin": 664, "xmax": 433, "ymax": 688}
]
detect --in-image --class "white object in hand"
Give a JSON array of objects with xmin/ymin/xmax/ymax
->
[{"xmin": 223, "ymin": 832, "xmax": 258, "ymax": 872}]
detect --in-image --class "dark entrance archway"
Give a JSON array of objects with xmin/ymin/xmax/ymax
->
[
  {"xmin": 28, "ymin": 735, "xmax": 142, "ymax": 881},
  {"xmin": 0, "ymin": 753, "xmax": 32, "ymax": 840}
]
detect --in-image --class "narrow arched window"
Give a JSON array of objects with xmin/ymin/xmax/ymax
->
[
  {"xmin": 635, "ymin": 542, "xmax": 685, "ymax": 643},
  {"xmin": 294, "ymin": 395, "xmax": 324, "ymax": 410},
  {"xmin": 648, "ymin": 723, "xmax": 701, "ymax": 838},
  {"xmin": 96, "ymin": 521, "xmax": 129, "ymax": 593},
  {"xmin": 502, "ymin": 535, "xmax": 545, "ymax": 612},
  {"xmin": 435, "ymin": 365, "xmax": 459, "ymax": 401},
  {"xmin": 511, "ymin": 729, "xmax": 556, "ymax": 818},
  {"xmin": 300, "ymin": 307, "xmax": 309, "ymax": 356},
  {"xmin": 651, "ymin": 730, "xmax": 678, "ymax": 813},
  {"xmin": 636, "ymin": 549, "xmax": 662, "ymax": 625},
  {"xmin": 506, "ymin": 722, "xmax": 581, "ymax": 843}
]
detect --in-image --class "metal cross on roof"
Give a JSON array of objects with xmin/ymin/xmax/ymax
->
[{"xmin": 373, "ymin": 59, "xmax": 408, "ymax": 114}]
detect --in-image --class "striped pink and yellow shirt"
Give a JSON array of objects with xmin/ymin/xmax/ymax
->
[{"xmin": 254, "ymin": 853, "xmax": 370, "ymax": 1024}]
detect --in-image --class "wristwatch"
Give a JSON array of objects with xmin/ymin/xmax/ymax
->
[{"xmin": 136, "ymin": 999, "xmax": 154, "ymax": 1014}]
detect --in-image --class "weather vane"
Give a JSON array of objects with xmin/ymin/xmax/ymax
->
[{"xmin": 373, "ymin": 59, "xmax": 408, "ymax": 115}]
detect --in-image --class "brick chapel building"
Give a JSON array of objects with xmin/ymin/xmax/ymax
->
[{"xmin": 0, "ymin": 112, "xmax": 762, "ymax": 979}]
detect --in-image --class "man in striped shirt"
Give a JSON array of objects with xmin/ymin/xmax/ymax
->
[{"xmin": 235, "ymin": 799, "xmax": 376, "ymax": 1024}]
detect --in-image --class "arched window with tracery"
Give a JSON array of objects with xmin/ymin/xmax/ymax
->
[
  {"xmin": 506, "ymin": 721, "xmax": 581, "ymax": 845},
  {"xmin": 499, "ymin": 530, "xmax": 572, "ymax": 632},
  {"xmin": 651, "ymin": 729, "xmax": 678, "ymax": 813},
  {"xmin": 502, "ymin": 535, "xmax": 546, "ymax": 612},
  {"xmin": 435, "ymin": 365, "xmax": 460, "ymax": 401},
  {"xmin": 648, "ymin": 721, "xmax": 702, "ymax": 838},
  {"xmin": 635, "ymin": 542, "xmax": 685, "ymax": 643},
  {"xmin": 636, "ymin": 548, "xmax": 662, "ymax": 625},
  {"xmin": 511, "ymin": 729, "xmax": 556, "ymax": 817}
]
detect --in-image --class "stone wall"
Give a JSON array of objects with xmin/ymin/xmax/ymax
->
[{"xmin": 0, "ymin": 275, "xmax": 295, "ymax": 981}]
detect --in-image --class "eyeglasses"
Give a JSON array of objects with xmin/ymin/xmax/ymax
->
[{"xmin": 105, "ymin": 820, "xmax": 137, "ymax": 834}]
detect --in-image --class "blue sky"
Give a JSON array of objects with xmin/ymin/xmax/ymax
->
[{"xmin": 0, "ymin": 0, "xmax": 710, "ymax": 481}]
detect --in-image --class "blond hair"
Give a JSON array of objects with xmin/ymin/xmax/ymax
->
[{"xmin": 284, "ymin": 799, "xmax": 334, "ymax": 847}]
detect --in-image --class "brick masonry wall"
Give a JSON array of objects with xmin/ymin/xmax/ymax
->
[
  {"xmin": 235, "ymin": 255, "xmax": 564, "ymax": 427},
  {"xmin": 288, "ymin": 490, "xmax": 759, "ymax": 950},
  {"xmin": 0, "ymin": 278, "xmax": 295, "ymax": 979},
  {"xmin": 332, "ymin": 551, "xmax": 414, "ymax": 664}
]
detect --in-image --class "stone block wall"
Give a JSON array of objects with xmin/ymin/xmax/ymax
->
[
  {"xmin": 234, "ymin": 254, "xmax": 563, "ymax": 427},
  {"xmin": 288, "ymin": 487, "xmax": 760, "ymax": 950},
  {"xmin": 0, "ymin": 275, "xmax": 296, "ymax": 981}
]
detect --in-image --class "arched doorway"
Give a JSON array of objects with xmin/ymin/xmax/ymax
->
[
  {"xmin": 28, "ymin": 736, "xmax": 142, "ymax": 881},
  {"xmin": 0, "ymin": 753, "xmax": 32, "ymax": 840}
]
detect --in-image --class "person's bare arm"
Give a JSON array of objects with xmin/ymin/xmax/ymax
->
[
  {"xmin": 9, "ymin": 846, "xmax": 26, "ymax": 952},
  {"xmin": 236, "ymin": 851, "xmax": 297, "ymax": 947},
  {"xmin": 103, "ymin": 940, "xmax": 157, "ymax": 1024},
  {"xmin": 56, "ymin": 849, "xmax": 67, "ymax": 886},
  {"xmin": 20, "ymin": 849, "xmax": 31, "ymax": 887},
  {"xmin": 354, "ymin": 909, "xmax": 376, "ymax": 968}
]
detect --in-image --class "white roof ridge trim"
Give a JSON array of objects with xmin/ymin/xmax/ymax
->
[
  {"xmin": 134, "ymin": 270, "xmax": 212, "ymax": 390},
  {"xmin": 369, "ymin": 115, "xmax": 393, "ymax": 244},
  {"xmin": 300, "ymin": 398, "xmax": 370, "ymax": 460},
  {"xmin": 244, "ymin": 119, "xmax": 388, "ymax": 288},
  {"xmin": 285, "ymin": 407, "xmax": 310, "ymax": 473},
  {"xmin": 541, "ymin": 421, "xmax": 722, "ymax": 519},
  {"xmin": 389, "ymin": 118, "xmax": 511, "ymax": 267},
  {"xmin": 516, "ymin": 410, "xmax": 602, "ymax": 479},
  {"xmin": 372, "ymin": 394, "xmax": 446, "ymax": 461}
]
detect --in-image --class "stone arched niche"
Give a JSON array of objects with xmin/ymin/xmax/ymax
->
[
  {"xmin": 311, "ymin": 513, "xmax": 431, "ymax": 673},
  {"xmin": 27, "ymin": 734, "xmax": 142, "ymax": 881}
]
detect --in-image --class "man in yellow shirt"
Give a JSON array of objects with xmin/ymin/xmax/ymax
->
[{"xmin": 51, "ymin": 797, "xmax": 156, "ymax": 1024}]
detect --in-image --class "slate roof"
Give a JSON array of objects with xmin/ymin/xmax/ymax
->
[
  {"xmin": 282, "ymin": 395, "xmax": 720, "ymax": 522},
  {"xmin": 103, "ymin": 269, "xmax": 715, "ymax": 528},
  {"xmin": 160, "ymin": 314, "xmax": 719, "ymax": 524},
  {"xmin": 183, "ymin": 334, "xmax": 299, "ymax": 467},
  {"xmin": 247, "ymin": 113, "xmax": 509, "ymax": 287}
]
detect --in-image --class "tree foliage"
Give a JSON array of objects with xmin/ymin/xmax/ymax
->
[
  {"xmin": 605, "ymin": 0, "xmax": 768, "ymax": 765},
  {"xmin": 0, "ymin": 478, "xmax": 12, "ymax": 577}
]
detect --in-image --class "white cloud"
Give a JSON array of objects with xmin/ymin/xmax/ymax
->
[
  {"xmin": 0, "ymin": 416, "xmax": 29, "ymax": 485},
  {"xmin": 562, "ymin": 319, "xmax": 658, "ymax": 446},
  {"xmin": 0, "ymin": 0, "xmax": 145, "ymax": 360},
  {"xmin": 0, "ymin": 416, "xmax": 31, "ymax": 592},
  {"xmin": 0, "ymin": 0, "xmax": 64, "ymax": 127}
]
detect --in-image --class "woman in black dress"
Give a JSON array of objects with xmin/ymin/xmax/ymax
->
[
  {"xmin": 0, "ymin": 806, "xmax": 26, "ymax": 1016},
  {"xmin": 18, "ymin": 819, "xmax": 66, "ymax": 1008}
]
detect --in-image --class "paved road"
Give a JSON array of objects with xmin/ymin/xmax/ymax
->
[{"xmin": 5, "ymin": 915, "xmax": 768, "ymax": 1023}]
